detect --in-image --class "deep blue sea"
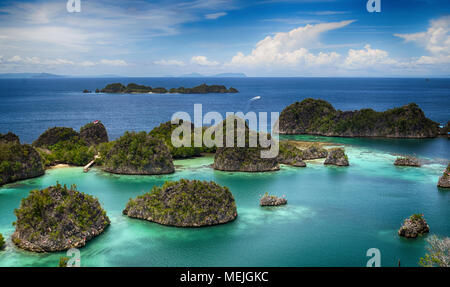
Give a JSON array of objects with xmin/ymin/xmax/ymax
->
[
  {"xmin": 0, "ymin": 78, "xmax": 449, "ymax": 267},
  {"xmin": 1, "ymin": 77, "xmax": 449, "ymax": 143}
]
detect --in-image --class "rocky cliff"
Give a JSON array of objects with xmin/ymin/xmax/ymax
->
[
  {"xmin": 394, "ymin": 156, "xmax": 421, "ymax": 167},
  {"xmin": 123, "ymin": 179, "xmax": 237, "ymax": 227},
  {"xmin": 103, "ymin": 131, "xmax": 174, "ymax": 175},
  {"xmin": 277, "ymin": 141, "xmax": 306, "ymax": 167},
  {"xmin": 260, "ymin": 193, "xmax": 287, "ymax": 206},
  {"xmin": 279, "ymin": 98, "xmax": 439, "ymax": 138},
  {"xmin": 324, "ymin": 148, "xmax": 349, "ymax": 166},
  {"xmin": 0, "ymin": 139, "xmax": 44, "ymax": 186},
  {"xmin": 437, "ymin": 163, "xmax": 450, "ymax": 188},
  {"xmin": 80, "ymin": 121, "xmax": 109, "ymax": 146},
  {"xmin": 12, "ymin": 183, "xmax": 110, "ymax": 252}
]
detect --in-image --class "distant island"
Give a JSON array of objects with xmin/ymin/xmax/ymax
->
[
  {"xmin": 0, "ymin": 73, "xmax": 65, "ymax": 79},
  {"xmin": 279, "ymin": 98, "xmax": 440, "ymax": 138},
  {"xmin": 92, "ymin": 83, "xmax": 238, "ymax": 94}
]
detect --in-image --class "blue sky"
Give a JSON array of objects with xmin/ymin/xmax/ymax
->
[{"xmin": 0, "ymin": 0, "xmax": 449, "ymax": 76}]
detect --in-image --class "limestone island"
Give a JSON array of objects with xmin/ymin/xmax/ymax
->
[
  {"xmin": 437, "ymin": 163, "xmax": 450, "ymax": 188},
  {"xmin": 279, "ymin": 98, "xmax": 439, "ymax": 138},
  {"xmin": 97, "ymin": 83, "xmax": 238, "ymax": 94},
  {"xmin": 394, "ymin": 156, "xmax": 421, "ymax": 167},
  {"xmin": 212, "ymin": 116, "xmax": 279, "ymax": 172},
  {"xmin": 12, "ymin": 183, "xmax": 110, "ymax": 252},
  {"xmin": 123, "ymin": 179, "xmax": 237, "ymax": 227},
  {"xmin": 324, "ymin": 148, "xmax": 349, "ymax": 166},
  {"xmin": 0, "ymin": 132, "xmax": 44, "ymax": 186},
  {"xmin": 102, "ymin": 131, "xmax": 174, "ymax": 175},
  {"xmin": 149, "ymin": 120, "xmax": 216, "ymax": 159},
  {"xmin": 398, "ymin": 214, "xmax": 430, "ymax": 239},
  {"xmin": 260, "ymin": 193, "xmax": 287, "ymax": 206}
]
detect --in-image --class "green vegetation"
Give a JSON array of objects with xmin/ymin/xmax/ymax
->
[
  {"xmin": 12, "ymin": 183, "xmax": 110, "ymax": 252},
  {"xmin": 419, "ymin": 235, "xmax": 450, "ymax": 267},
  {"xmin": 37, "ymin": 138, "xmax": 95, "ymax": 167},
  {"xmin": 149, "ymin": 120, "xmax": 215, "ymax": 159},
  {"xmin": 410, "ymin": 213, "xmax": 425, "ymax": 222},
  {"xmin": 124, "ymin": 179, "xmax": 237, "ymax": 227},
  {"xmin": 278, "ymin": 141, "xmax": 303, "ymax": 160},
  {"xmin": 59, "ymin": 256, "xmax": 69, "ymax": 267},
  {"xmin": 0, "ymin": 233, "xmax": 5, "ymax": 250},
  {"xmin": 102, "ymin": 131, "xmax": 174, "ymax": 174},
  {"xmin": 99, "ymin": 83, "xmax": 238, "ymax": 94},
  {"xmin": 279, "ymin": 98, "xmax": 440, "ymax": 138},
  {"xmin": 0, "ymin": 141, "xmax": 44, "ymax": 185},
  {"xmin": 33, "ymin": 126, "xmax": 98, "ymax": 166},
  {"xmin": 33, "ymin": 127, "xmax": 79, "ymax": 148},
  {"xmin": 212, "ymin": 116, "xmax": 279, "ymax": 172}
]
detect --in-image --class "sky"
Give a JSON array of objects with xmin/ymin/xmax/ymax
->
[{"xmin": 0, "ymin": 0, "xmax": 449, "ymax": 77}]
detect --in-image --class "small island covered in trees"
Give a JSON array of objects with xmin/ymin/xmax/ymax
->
[{"xmin": 86, "ymin": 83, "xmax": 239, "ymax": 94}]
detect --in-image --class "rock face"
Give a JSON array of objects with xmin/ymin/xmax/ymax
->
[
  {"xmin": 278, "ymin": 141, "xmax": 306, "ymax": 167},
  {"xmin": 0, "ymin": 140, "xmax": 44, "ymax": 186},
  {"xmin": 12, "ymin": 183, "xmax": 110, "ymax": 252},
  {"xmin": 123, "ymin": 179, "xmax": 237, "ymax": 227},
  {"xmin": 0, "ymin": 132, "xmax": 20, "ymax": 144},
  {"xmin": 394, "ymin": 156, "xmax": 421, "ymax": 167},
  {"xmin": 80, "ymin": 121, "xmax": 109, "ymax": 146},
  {"xmin": 260, "ymin": 193, "xmax": 287, "ymax": 206},
  {"xmin": 212, "ymin": 116, "xmax": 279, "ymax": 172},
  {"xmin": 324, "ymin": 148, "xmax": 349, "ymax": 166},
  {"xmin": 279, "ymin": 98, "xmax": 439, "ymax": 138},
  {"xmin": 103, "ymin": 131, "xmax": 174, "ymax": 175},
  {"xmin": 398, "ymin": 214, "xmax": 430, "ymax": 238},
  {"xmin": 99, "ymin": 83, "xmax": 238, "ymax": 94},
  {"xmin": 33, "ymin": 127, "xmax": 79, "ymax": 148},
  {"xmin": 437, "ymin": 163, "xmax": 450, "ymax": 188},
  {"xmin": 301, "ymin": 144, "xmax": 328, "ymax": 160}
]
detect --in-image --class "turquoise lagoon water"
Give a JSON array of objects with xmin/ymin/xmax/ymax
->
[{"xmin": 0, "ymin": 137, "xmax": 448, "ymax": 267}]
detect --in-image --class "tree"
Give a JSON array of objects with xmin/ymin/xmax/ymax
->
[
  {"xmin": 0, "ymin": 233, "xmax": 5, "ymax": 250},
  {"xmin": 59, "ymin": 256, "xmax": 69, "ymax": 267},
  {"xmin": 419, "ymin": 235, "xmax": 450, "ymax": 267}
]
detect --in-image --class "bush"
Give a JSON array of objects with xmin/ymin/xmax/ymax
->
[
  {"xmin": 59, "ymin": 256, "xmax": 69, "ymax": 267},
  {"xmin": 0, "ymin": 233, "xmax": 5, "ymax": 250},
  {"xmin": 419, "ymin": 235, "xmax": 450, "ymax": 267}
]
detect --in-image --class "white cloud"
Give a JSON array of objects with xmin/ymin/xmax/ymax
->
[
  {"xmin": 205, "ymin": 12, "xmax": 227, "ymax": 19},
  {"xmin": 1, "ymin": 56, "xmax": 126, "ymax": 67},
  {"xmin": 395, "ymin": 16, "xmax": 450, "ymax": 64},
  {"xmin": 230, "ymin": 20, "xmax": 354, "ymax": 66},
  {"xmin": 191, "ymin": 55, "xmax": 220, "ymax": 66},
  {"xmin": 99, "ymin": 59, "xmax": 128, "ymax": 66},
  {"xmin": 154, "ymin": 59, "xmax": 186, "ymax": 66},
  {"xmin": 344, "ymin": 44, "xmax": 397, "ymax": 69}
]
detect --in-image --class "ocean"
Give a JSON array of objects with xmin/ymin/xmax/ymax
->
[{"xmin": 0, "ymin": 77, "xmax": 449, "ymax": 267}]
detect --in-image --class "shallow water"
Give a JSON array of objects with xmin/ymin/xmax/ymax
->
[{"xmin": 0, "ymin": 139, "xmax": 448, "ymax": 267}]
